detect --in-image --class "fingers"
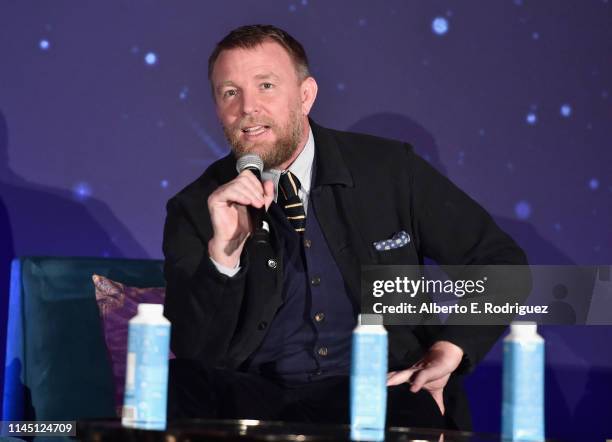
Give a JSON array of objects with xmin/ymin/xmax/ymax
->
[
  {"xmin": 386, "ymin": 361, "xmax": 450, "ymax": 392},
  {"xmin": 386, "ymin": 368, "xmax": 416, "ymax": 386},
  {"xmin": 409, "ymin": 368, "xmax": 429, "ymax": 392},
  {"xmin": 409, "ymin": 364, "xmax": 446, "ymax": 392},
  {"xmin": 234, "ymin": 173, "xmax": 274, "ymax": 210},
  {"xmin": 410, "ymin": 362, "xmax": 450, "ymax": 392},
  {"xmin": 223, "ymin": 185, "xmax": 262, "ymax": 207},
  {"xmin": 235, "ymin": 171, "xmax": 266, "ymax": 208},
  {"xmin": 210, "ymin": 171, "xmax": 267, "ymax": 208},
  {"xmin": 241, "ymin": 169, "xmax": 265, "ymax": 190}
]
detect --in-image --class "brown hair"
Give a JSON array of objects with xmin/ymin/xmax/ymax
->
[{"xmin": 208, "ymin": 24, "xmax": 310, "ymax": 83}]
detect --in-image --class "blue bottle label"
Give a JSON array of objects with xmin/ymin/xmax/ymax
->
[
  {"xmin": 122, "ymin": 323, "xmax": 170, "ymax": 430},
  {"xmin": 350, "ymin": 331, "xmax": 387, "ymax": 442},
  {"xmin": 502, "ymin": 340, "xmax": 545, "ymax": 441}
]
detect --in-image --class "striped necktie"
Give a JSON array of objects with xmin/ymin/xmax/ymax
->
[{"xmin": 278, "ymin": 171, "xmax": 306, "ymax": 233}]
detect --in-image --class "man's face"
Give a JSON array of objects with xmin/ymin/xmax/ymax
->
[{"xmin": 211, "ymin": 40, "xmax": 315, "ymax": 169}]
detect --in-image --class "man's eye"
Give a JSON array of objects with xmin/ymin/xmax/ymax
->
[
  {"xmin": 261, "ymin": 82, "xmax": 273, "ymax": 89},
  {"xmin": 224, "ymin": 90, "xmax": 237, "ymax": 98}
]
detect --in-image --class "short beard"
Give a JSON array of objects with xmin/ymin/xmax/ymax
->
[{"xmin": 224, "ymin": 108, "xmax": 303, "ymax": 170}]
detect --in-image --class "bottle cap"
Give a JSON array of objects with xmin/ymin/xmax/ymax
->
[
  {"xmin": 510, "ymin": 321, "xmax": 537, "ymax": 336},
  {"xmin": 137, "ymin": 303, "xmax": 164, "ymax": 316},
  {"xmin": 359, "ymin": 314, "xmax": 383, "ymax": 326}
]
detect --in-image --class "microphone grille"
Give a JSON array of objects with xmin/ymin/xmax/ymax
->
[{"xmin": 236, "ymin": 154, "xmax": 264, "ymax": 174}]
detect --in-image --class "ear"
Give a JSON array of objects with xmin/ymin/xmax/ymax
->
[{"xmin": 300, "ymin": 77, "xmax": 318, "ymax": 115}]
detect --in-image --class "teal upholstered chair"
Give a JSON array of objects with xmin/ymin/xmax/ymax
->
[{"xmin": 2, "ymin": 256, "xmax": 164, "ymax": 423}]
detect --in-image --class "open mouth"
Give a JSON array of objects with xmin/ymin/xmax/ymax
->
[{"xmin": 241, "ymin": 125, "xmax": 270, "ymax": 136}]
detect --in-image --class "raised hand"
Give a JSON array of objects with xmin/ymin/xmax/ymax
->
[{"xmin": 207, "ymin": 170, "xmax": 275, "ymax": 268}]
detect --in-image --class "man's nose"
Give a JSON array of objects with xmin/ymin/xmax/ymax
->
[{"xmin": 240, "ymin": 90, "xmax": 260, "ymax": 115}]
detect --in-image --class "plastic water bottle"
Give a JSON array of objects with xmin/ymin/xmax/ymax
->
[
  {"xmin": 502, "ymin": 322, "xmax": 545, "ymax": 441},
  {"xmin": 350, "ymin": 314, "xmax": 387, "ymax": 442},
  {"xmin": 122, "ymin": 303, "xmax": 171, "ymax": 430}
]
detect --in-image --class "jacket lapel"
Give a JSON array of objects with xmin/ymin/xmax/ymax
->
[{"xmin": 309, "ymin": 120, "xmax": 373, "ymax": 306}]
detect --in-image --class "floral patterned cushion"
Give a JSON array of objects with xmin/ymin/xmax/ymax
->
[{"xmin": 93, "ymin": 274, "xmax": 174, "ymax": 413}]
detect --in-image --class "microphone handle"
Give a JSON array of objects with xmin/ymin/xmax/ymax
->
[{"xmin": 245, "ymin": 167, "xmax": 268, "ymax": 245}]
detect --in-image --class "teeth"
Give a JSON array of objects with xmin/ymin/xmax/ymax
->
[{"xmin": 242, "ymin": 125, "xmax": 267, "ymax": 134}]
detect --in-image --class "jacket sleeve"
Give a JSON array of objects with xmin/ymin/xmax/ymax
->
[
  {"xmin": 162, "ymin": 195, "xmax": 249, "ymax": 367},
  {"xmin": 405, "ymin": 145, "xmax": 530, "ymax": 372}
]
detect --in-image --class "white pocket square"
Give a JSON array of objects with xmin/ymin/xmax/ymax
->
[{"xmin": 373, "ymin": 230, "xmax": 410, "ymax": 251}]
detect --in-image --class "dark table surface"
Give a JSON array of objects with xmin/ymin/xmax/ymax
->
[{"xmin": 76, "ymin": 419, "xmax": 559, "ymax": 442}]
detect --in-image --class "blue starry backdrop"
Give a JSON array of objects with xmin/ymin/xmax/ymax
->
[{"xmin": 0, "ymin": 1, "xmax": 611, "ymax": 439}]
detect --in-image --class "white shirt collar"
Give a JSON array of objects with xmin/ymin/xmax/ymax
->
[{"xmin": 262, "ymin": 126, "xmax": 315, "ymax": 200}]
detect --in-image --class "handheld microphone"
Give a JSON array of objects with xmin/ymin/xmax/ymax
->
[{"xmin": 236, "ymin": 154, "xmax": 269, "ymax": 244}]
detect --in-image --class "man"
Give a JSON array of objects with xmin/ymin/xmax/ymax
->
[{"xmin": 163, "ymin": 24, "xmax": 527, "ymax": 430}]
